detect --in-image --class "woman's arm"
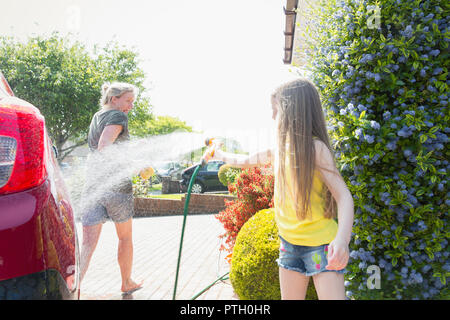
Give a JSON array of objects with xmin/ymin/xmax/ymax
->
[
  {"xmin": 213, "ymin": 148, "xmax": 274, "ymax": 168},
  {"xmin": 97, "ymin": 124, "xmax": 151, "ymax": 178},
  {"xmin": 97, "ymin": 125, "xmax": 123, "ymax": 151},
  {"xmin": 314, "ymin": 140, "xmax": 354, "ymax": 270}
]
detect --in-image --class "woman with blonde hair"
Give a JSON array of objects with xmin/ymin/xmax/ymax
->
[
  {"xmin": 80, "ymin": 82, "xmax": 143, "ymax": 295},
  {"xmin": 210, "ymin": 78, "xmax": 354, "ymax": 299}
]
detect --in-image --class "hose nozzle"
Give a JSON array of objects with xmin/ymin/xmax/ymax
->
[
  {"xmin": 201, "ymin": 137, "xmax": 221, "ymax": 167},
  {"xmin": 139, "ymin": 166, "xmax": 155, "ymax": 180}
]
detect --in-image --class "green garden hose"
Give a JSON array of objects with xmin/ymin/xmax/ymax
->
[{"xmin": 172, "ymin": 164, "xmax": 230, "ymax": 300}]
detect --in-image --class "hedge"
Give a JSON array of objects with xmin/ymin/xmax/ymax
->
[{"xmin": 303, "ymin": 0, "xmax": 449, "ymax": 299}]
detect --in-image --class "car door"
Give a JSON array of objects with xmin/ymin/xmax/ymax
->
[{"xmin": 203, "ymin": 162, "xmax": 221, "ymax": 189}]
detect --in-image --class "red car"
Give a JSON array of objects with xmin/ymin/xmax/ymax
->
[{"xmin": 0, "ymin": 71, "xmax": 80, "ymax": 299}]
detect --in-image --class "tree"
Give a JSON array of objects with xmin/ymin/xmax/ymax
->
[
  {"xmin": 0, "ymin": 33, "xmax": 153, "ymax": 159},
  {"xmin": 95, "ymin": 41, "xmax": 153, "ymax": 136},
  {"xmin": 130, "ymin": 115, "xmax": 192, "ymax": 137}
]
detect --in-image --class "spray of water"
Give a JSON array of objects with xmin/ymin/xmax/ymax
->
[
  {"xmin": 63, "ymin": 128, "xmax": 276, "ymax": 221},
  {"xmin": 63, "ymin": 132, "xmax": 206, "ymax": 220}
]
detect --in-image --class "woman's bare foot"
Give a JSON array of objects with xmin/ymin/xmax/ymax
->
[{"xmin": 121, "ymin": 279, "xmax": 144, "ymax": 294}]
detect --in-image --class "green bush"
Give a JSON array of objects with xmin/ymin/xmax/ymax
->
[
  {"xmin": 304, "ymin": 0, "xmax": 449, "ymax": 299},
  {"xmin": 218, "ymin": 164, "xmax": 242, "ymax": 187},
  {"xmin": 230, "ymin": 208, "xmax": 318, "ymax": 300}
]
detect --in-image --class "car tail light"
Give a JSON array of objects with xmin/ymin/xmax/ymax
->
[
  {"xmin": 0, "ymin": 103, "xmax": 47, "ymax": 194},
  {"xmin": 0, "ymin": 136, "xmax": 17, "ymax": 188}
]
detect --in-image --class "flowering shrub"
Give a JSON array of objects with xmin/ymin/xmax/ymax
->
[
  {"xmin": 132, "ymin": 175, "xmax": 149, "ymax": 197},
  {"xmin": 216, "ymin": 166, "xmax": 274, "ymax": 253},
  {"xmin": 304, "ymin": 0, "xmax": 449, "ymax": 299}
]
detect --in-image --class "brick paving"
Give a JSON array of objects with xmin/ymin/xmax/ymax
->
[{"xmin": 77, "ymin": 214, "xmax": 237, "ymax": 300}]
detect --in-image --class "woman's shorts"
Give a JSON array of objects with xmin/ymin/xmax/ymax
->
[
  {"xmin": 81, "ymin": 191, "xmax": 134, "ymax": 226},
  {"xmin": 276, "ymin": 236, "xmax": 346, "ymax": 277}
]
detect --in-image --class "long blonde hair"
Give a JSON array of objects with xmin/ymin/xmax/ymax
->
[{"xmin": 274, "ymin": 78, "xmax": 337, "ymax": 221}]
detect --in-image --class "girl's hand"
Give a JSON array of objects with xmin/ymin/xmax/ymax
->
[{"xmin": 325, "ymin": 238, "xmax": 349, "ymax": 271}]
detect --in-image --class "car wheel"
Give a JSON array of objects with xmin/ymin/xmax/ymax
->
[{"xmin": 191, "ymin": 182, "xmax": 204, "ymax": 193}]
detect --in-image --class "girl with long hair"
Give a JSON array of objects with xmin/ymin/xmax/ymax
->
[{"xmin": 211, "ymin": 78, "xmax": 354, "ymax": 299}]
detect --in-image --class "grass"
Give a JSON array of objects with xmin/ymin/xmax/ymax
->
[{"xmin": 149, "ymin": 183, "xmax": 162, "ymax": 191}]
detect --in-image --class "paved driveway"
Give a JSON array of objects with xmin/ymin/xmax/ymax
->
[{"xmin": 77, "ymin": 214, "xmax": 236, "ymax": 300}]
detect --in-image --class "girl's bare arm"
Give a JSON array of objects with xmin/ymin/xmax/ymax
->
[
  {"xmin": 315, "ymin": 140, "xmax": 354, "ymax": 270},
  {"xmin": 315, "ymin": 139, "xmax": 354, "ymax": 245},
  {"xmin": 213, "ymin": 148, "xmax": 274, "ymax": 168}
]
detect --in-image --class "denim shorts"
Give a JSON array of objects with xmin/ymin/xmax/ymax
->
[
  {"xmin": 276, "ymin": 236, "xmax": 346, "ymax": 277},
  {"xmin": 81, "ymin": 191, "xmax": 134, "ymax": 226}
]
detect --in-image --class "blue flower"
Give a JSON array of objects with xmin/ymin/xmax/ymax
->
[
  {"xmin": 429, "ymin": 49, "xmax": 440, "ymax": 57},
  {"xmin": 402, "ymin": 25, "xmax": 414, "ymax": 38},
  {"xmin": 355, "ymin": 128, "xmax": 363, "ymax": 138},
  {"xmin": 403, "ymin": 149, "xmax": 412, "ymax": 157},
  {"xmin": 427, "ymin": 85, "xmax": 437, "ymax": 92},
  {"xmin": 410, "ymin": 273, "xmax": 423, "ymax": 284},
  {"xmin": 433, "ymin": 67, "xmax": 443, "ymax": 75},
  {"xmin": 374, "ymin": 73, "xmax": 381, "ymax": 82},
  {"xmin": 370, "ymin": 121, "xmax": 380, "ymax": 130},
  {"xmin": 422, "ymin": 264, "xmax": 432, "ymax": 273}
]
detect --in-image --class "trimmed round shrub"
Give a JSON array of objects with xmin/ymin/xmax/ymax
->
[
  {"xmin": 303, "ymin": 0, "xmax": 449, "ymax": 299},
  {"xmin": 218, "ymin": 164, "xmax": 242, "ymax": 187},
  {"xmin": 230, "ymin": 208, "xmax": 318, "ymax": 300}
]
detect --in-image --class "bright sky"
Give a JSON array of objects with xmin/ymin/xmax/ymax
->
[{"xmin": 1, "ymin": 0, "xmax": 300, "ymax": 149}]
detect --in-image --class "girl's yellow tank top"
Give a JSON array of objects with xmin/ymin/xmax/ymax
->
[{"xmin": 273, "ymin": 143, "xmax": 338, "ymax": 246}]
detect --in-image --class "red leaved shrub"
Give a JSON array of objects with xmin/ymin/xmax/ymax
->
[{"xmin": 216, "ymin": 165, "xmax": 274, "ymax": 253}]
